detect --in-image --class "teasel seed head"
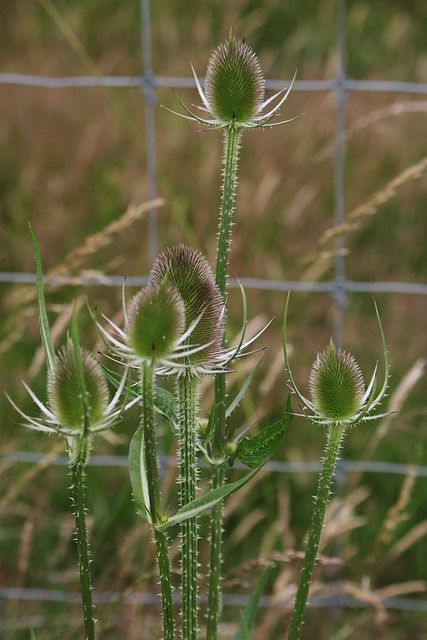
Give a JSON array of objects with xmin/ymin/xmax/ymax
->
[
  {"xmin": 126, "ymin": 282, "xmax": 185, "ymax": 364},
  {"xmin": 204, "ymin": 32, "xmax": 264, "ymax": 125},
  {"xmin": 148, "ymin": 245, "xmax": 223, "ymax": 369},
  {"xmin": 309, "ymin": 340, "xmax": 365, "ymax": 422},
  {"xmin": 48, "ymin": 343, "xmax": 109, "ymax": 433}
]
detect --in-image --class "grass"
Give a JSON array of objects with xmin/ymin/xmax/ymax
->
[{"xmin": 1, "ymin": 0, "xmax": 427, "ymax": 638}]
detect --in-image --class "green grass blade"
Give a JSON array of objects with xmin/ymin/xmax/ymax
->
[
  {"xmin": 29, "ymin": 222, "xmax": 56, "ymax": 372},
  {"xmin": 232, "ymin": 564, "xmax": 274, "ymax": 640}
]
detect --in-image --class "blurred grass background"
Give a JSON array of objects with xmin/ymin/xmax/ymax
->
[{"xmin": 1, "ymin": 0, "xmax": 427, "ymax": 638}]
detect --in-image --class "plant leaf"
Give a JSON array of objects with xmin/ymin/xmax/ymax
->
[
  {"xmin": 30, "ymin": 630, "xmax": 37, "ymax": 640},
  {"xmin": 98, "ymin": 362, "xmax": 178, "ymax": 434},
  {"xmin": 232, "ymin": 564, "xmax": 274, "ymax": 640},
  {"xmin": 128, "ymin": 425, "xmax": 151, "ymax": 523},
  {"xmin": 155, "ymin": 465, "xmax": 262, "ymax": 532},
  {"xmin": 29, "ymin": 222, "xmax": 56, "ymax": 372},
  {"xmin": 226, "ymin": 356, "xmax": 263, "ymax": 418},
  {"xmin": 152, "ymin": 387, "xmax": 179, "ymax": 436},
  {"xmin": 235, "ymin": 396, "xmax": 292, "ymax": 469}
]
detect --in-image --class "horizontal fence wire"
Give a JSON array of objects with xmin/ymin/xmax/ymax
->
[
  {"xmin": 2, "ymin": 273, "xmax": 427, "ymax": 295},
  {"xmin": 2, "ymin": 0, "xmax": 427, "ymax": 626},
  {"xmin": 3, "ymin": 451, "xmax": 427, "ymax": 478}
]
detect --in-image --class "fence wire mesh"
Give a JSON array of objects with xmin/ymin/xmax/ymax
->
[{"xmin": 1, "ymin": 0, "xmax": 427, "ymax": 632}]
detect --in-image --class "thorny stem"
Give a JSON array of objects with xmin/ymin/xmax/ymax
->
[
  {"xmin": 287, "ymin": 423, "xmax": 346, "ymax": 640},
  {"xmin": 70, "ymin": 460, "xmax": 96, "ymax": 640},
  {"xmin": 208, "ymin": 126, "xmax": 241, "ymax": 640},
  {"xmin": 141, "ymin": 363, "xmax": 174, "ymax": 640},
  {"xmin": 178, "ymin": 374, "xmax": 199, "ymax": 640},
  {"xmin": 206, "ymin": 465, "xmax": 225, "ymax": 639}
]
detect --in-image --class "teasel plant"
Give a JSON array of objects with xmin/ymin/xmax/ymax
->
[
  {"xmin": 3, "ymin": 225, "xmax": 138, "ymax": 640},
  {"xmin": 282, "ymin": 291, "xmax": 391, "ymax": 640},
  {"xmin": 97, "ymin": 244, "xmax": 274, "ymax": 640},
  {"xmin": 167, "ymin": 31, "xmax": 300, "ymax": 638}
]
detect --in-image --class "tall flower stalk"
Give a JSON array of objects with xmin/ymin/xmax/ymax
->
[
  {"xmin": 4, "ymin": 228, "xmax": 138, "ymax": 639},
  {"xmin": 283, "ymin": 292, "xmax": 390, "ymax": 639},
  {"xmin": 147, "ymin": 246, "xmax": 224, "ymax": 639},
  {"xmin": 167, "ymin": 33, "xmax": 298, "ymax": 638}
]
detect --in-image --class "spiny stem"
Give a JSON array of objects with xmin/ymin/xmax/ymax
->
[
  {"xmin": 177, "ymin": 374, "xmax": 199, "ymax": 640},
  {"xmin": 141, "ymin": 363, "xmax": 174, "ymax": 640},
  {"xmin": 215, "ymin": 127, "xmax": 242, "ymax": 305},
  {"xmin": 208, "ymin": 126, "xmax": 241, "ymax": 640},
  {"xmin": 206, "ymin": 465, "xmax": 224, "ymax": 639},
  {"xmin": 287, "ymin": 423, "xmax": 346, "ymax": 640},
  {"xmin": 70, "ymin": 460, "xmax": 96, "ymax": 640}
]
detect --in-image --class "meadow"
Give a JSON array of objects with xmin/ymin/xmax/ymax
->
[{"xmin": 1, "ymin": 0, "xmax": 427, "ymax": 638}]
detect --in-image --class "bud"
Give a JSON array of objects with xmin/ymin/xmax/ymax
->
[
  {"xmin": 48, "ymin": 344, "xmax": 109, "ymax": 432},
  {"xmin": 309, "ymin": 340, "xmax": 365, "ymax": 422},
  {"xmin": 126, "ymin": 282, "xmax": 185, "ymax": 364},
  {"xmin": 148, "ymin": 245, "xmax": 223, "ymax": 368},
  {"xmin": 204, "ymin": 33, "xmax": 264, "ymax": 125}
]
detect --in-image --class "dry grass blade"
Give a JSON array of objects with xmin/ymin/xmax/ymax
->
[
  {"xmin": 367, "ymin": 467, "xmax": 415, "ymax": 566},
  {"xmin": 298, "ymin": 155, "xmax": 427, "ymax": 269},
  {"xmin": 0, "ymin": 199, "xmax": 163, "ymax": 355},
  {"xmin": 314, "ymin": 100, "xmax": 427, "ymax": 163},
  {"xmin": 386, "ymin": 518, "xmax": 427, "ymax": 563},
  {"xmin": 348, "ymin": 358, "xmax": 425, "ymax": 492},
  {"xmin": 0, "ymin": 441, "xmax": 65, "ymax": 517}
]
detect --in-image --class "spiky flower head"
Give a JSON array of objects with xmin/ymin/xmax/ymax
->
[
  {"xmin": 204, "ymin": 33, "xmax": 264, "ymax": 125},
  {"xmin": 5, "ymin": 340, "xmax": 137, "ymax": 456},
  {"xmin": 164, "ymin": 32, "xmax": 299, "ymax": 131},
  {"xmin": 309, "ymin": 340, "xmax": 365, "ymax": 422},
  {"xmin": 126, "ymin": 282, "xmax": 185, "ymax": 364},
  {"xmin": 48, "ymin": 344, "xmax": 110, "ymax": 432},
  {"xmin": 282, "ymin": 292, "xmax": 390, "ymax": 427},
  {"xmin": 148, "ymin": 245, "xmax": 223, "ymax": 371}
]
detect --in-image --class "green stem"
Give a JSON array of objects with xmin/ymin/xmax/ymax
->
[
  {"xmin": 287, "ymin": 423, "xmax": 346, "ymax": 640},
  {"xmin": 70, "ymin": 460, "xmax": 96, "ymax": 640},
  {"xmin": 206, "ymin": 465, "xmax": 224, "ymax": 639},
  {"xmin": 141, "ymin": 364, "xmax": 175, "ymax": 640},
  {"xmin": 208, "ymin": 126, "xmax": 241, "ymax": 640},
  {"xmin": 177, "ymin": 374, "xmax": 199, "ymax": 640},
  {"xmin": 215, "ymin": 127, "xmax": 242, "ymax": 304}
]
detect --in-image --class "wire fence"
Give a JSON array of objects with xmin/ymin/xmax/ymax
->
[{"xmin": 1, "ymin": 0, "xmax": 427, "ymax": 631}]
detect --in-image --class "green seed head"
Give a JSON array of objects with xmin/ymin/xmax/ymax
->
[
  {"xmin": 48, "ymin": 344, "xmax": 109, "ymax": 432},
  {"xmin": 126, "ymin": 282, "xmax": 185, "ymax": 363},
  {"xmin": 309, "ymin": 340, "xmax": 365, "ymax": 422},
  {"xmin": 204, "ymin": 32, "xmax": 264, "ymax": 125},
  {"xmin": 148, "ymin": 245, "xmax": 223, "ymax": 367}
]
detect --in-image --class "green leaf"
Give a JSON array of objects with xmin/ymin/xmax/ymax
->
[
  {"xmin": 98, "ymin": 362, "xmax": 179, "ymax": 435},
  {"xmin": 98, "ymin": 362, "xmax": 139, "ymax": 400},
  {"xmin": 235, "ymin": 396, "xmax": 292, "ymax": 469},
  {"xmin": 226, "ymin": 356, "xmax": 263, "ymax": 418},
  {"xmin": 129, "ymin": 425, "xmax": 151, "ymax": 523},
  {"xmin": 155, "ymin": 465, "xmax": 262, "ymax": 532},
  {"xmin": 153, "ymin": 387, "xmax": 179, "ymax": 436},
  {"xmin": 30, "ymin": 630, "xmax": 37, "ymax": 640},
  {"xmin": 232, "ymin": 564, "xmax": 273, "ymax": 640},
  {"xmin": 29, "ymin": 222, "xmax": 56, "ymax": 372}
]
